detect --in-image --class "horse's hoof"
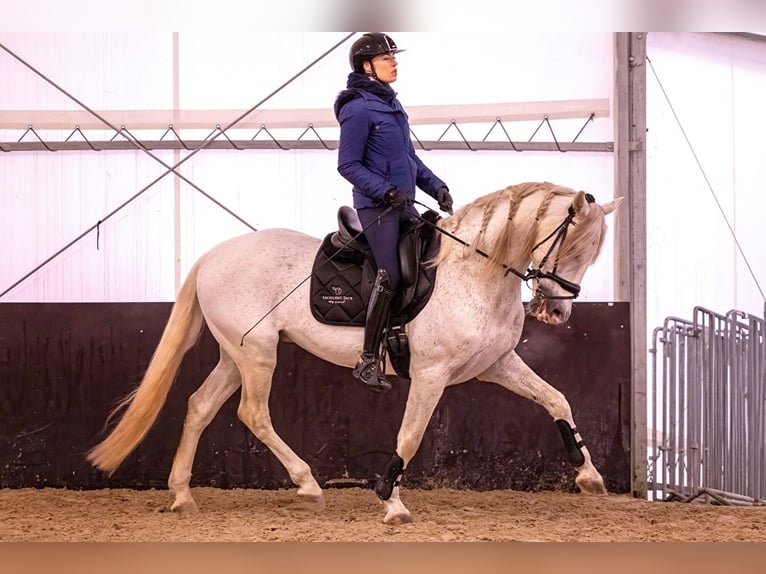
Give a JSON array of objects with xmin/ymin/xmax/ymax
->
[
  {"xmin": 383, "ymin": 512, "xmax": 413, "ymax": 526},
  {"xmin": 295, "ymin": 492, "xmax": 326, "ymax": 511},
  {"xmin": 170, "ymin": 499, "xmax": 200, "ymax": 516},
  {"xmin": 576, "ymin": 476, "xmax": 608, "ymax": 495}
]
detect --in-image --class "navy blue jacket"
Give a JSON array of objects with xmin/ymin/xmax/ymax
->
[{"xmin": 334, "ymin": 77, "xmax": 446, "ymax": 209}]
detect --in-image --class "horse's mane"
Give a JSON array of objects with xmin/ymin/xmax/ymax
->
[{"xmin": 433, "ymin": 182, "xmax": 607, "ymax": 278}]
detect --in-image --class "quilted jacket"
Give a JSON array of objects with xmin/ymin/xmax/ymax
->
[{"xmin": 334, "ymin": 74, "xmax": 446, "ymax": 209}]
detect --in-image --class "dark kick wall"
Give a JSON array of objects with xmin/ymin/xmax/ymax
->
[{"xmin": 0, "ymin": 303, "xmax": 631, "ymax": 493}]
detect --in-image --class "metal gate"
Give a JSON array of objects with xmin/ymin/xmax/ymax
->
[{"xmin": 649, "ymin": 306, "xmax": 766, "ymax": 505}]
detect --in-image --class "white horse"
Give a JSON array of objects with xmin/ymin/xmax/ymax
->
[{"xmin": 88, "ymin": 181, "xmax": 622, "ymax": 525}]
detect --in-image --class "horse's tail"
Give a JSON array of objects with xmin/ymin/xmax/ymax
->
[{"xmin": 87, "ymin": 255, "xmax": 208, "ymax": 475}]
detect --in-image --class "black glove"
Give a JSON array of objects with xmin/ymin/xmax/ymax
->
[
  {"xmin": 436, "ymin": 187, "xmax": 454, "ymax": 214},
  {"xmin": 383, "ymin": 187, "xmax": 408, "ymax": 209}
]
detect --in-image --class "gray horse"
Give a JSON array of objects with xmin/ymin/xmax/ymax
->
[{"xmin": 88, "ymin": 181, "xmax": 622, "ymax": 525}]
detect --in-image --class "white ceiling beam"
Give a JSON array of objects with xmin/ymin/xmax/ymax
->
[{"xmin": 0, "ymin": 99, "xmax": 609, "ymax": 130}]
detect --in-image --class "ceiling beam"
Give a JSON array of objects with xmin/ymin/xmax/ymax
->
[
  {"xmin": 0, "ymin": 140, "xmax": 620, "ymax": 153},
  {"xmin": 0, "ymin": 99, "xmax": 610, "ymax": 131}
]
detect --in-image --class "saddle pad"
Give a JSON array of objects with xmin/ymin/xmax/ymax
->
[{"xmin": 310, "ymin": 234, "xmax": 371, "ymax": 326}]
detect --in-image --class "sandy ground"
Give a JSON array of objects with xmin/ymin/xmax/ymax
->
[{"xmin": 1, "ymin": 486, "xmax": 765, "ymax": 542}]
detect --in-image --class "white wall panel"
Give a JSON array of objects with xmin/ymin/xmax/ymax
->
[
  {"xmin": 0, "ymin": 151, "xmax": 176, "ymax": 300},
  {"xmin": 0, "ymin": 32, "xmax": 172, "ymax": 114},
  {"xmin": 646, "ymin": 33, "xmax": 766, "ymax": 328}
]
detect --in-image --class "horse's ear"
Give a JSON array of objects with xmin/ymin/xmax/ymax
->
[
  {"xmin": 600, "ymin": 196, "xmax": 625, "ymax": 215},
  {"xmin": 572, "ymin": 191, "xmax": 592, "ymax": 216}
]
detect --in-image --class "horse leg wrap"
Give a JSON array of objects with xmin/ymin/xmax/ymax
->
[
  {"xmin": 555, "ymin": 419, "xmax": 586, "ymax": 467},
  {"xmin": 375, "ymin": 453, "xmax": 405, "ymax": 501}
]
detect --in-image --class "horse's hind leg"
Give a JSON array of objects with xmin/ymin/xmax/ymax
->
[
  {"xmin": 479, "ymin": 350, "xmax": 608, "ymax": 495},
  {"xmin": 236, "ymin": 341, "xmax": 325, "ymax": 509},
  {"xmin": 168, "ymin": 349, "xmax": 242, "ymax": 514}
]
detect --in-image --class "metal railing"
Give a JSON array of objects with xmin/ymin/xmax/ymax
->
[{"xmin": 649, "ymin": 306, "xmax": 766, "ymax": 505}]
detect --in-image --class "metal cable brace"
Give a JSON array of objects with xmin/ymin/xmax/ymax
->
[
  {"xmin": 572, "ymin": 113, "xmax": 595, "ymax": 142},
  {"xmin": 482, "ymin": 117, "xmax": 519, "ymax": 151},
  {"xmin": 251, "ymin": 124, "xmax": 289, "ymax": 150},
  {"xmin": 160, "ymin": 124, "xmax": 191, "ymax": 150},
  {"xmin": 18, "ymin": 124, "xmax": 55, "ymax": 151},
  {"xmin": 437, "ymin": 119, "xmax": 475, "ymax": 151},
  {"xmin": 528, "ymin": 115, "xmax": 563, "ymax": 152},
  {"xmin": 297, "ymin": 123, "xmax": 332, "ymax": 150},
  {"xmin": 65, "ymin": 125, "xmax": 99, "ymax": 151}
]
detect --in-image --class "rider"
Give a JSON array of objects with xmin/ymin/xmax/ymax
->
[{"xmin": 333, "ymin": 32, "xmax": 454, "ymax": 392}]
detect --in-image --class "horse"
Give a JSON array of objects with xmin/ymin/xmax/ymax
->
[{"xmin": 87, "ymin": 181, "xmax": 623, "ymax": 525}]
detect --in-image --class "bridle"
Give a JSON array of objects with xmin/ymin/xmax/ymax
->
[
  {"xmin": 521, "ymin": 201, "xmax": 584, "ymax": 300},
  {"xmin": 413, "ymin": 193, "xmax": 596, "ymax": 301}
]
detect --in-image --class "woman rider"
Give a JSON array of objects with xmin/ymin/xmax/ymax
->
[{"xmin": 334, "ymin": 32, "xmax": 454, "ymax": 392}]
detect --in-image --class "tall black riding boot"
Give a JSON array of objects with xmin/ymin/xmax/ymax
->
[{"xmin": 353, "ymin": 269, "xmax": 394, "ymax": 392}]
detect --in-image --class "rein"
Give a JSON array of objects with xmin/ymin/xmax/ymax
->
[{"xmin": 412, "ymin": 194, "xmax": 596, "ymax": 300}]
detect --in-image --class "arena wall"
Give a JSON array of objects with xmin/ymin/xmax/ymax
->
[{"xmin": 0, "ymin": 301, "xmax": 631, "ymax": 493}]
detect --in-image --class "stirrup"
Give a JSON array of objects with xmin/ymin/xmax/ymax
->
[{"xmin": 352, "ymin": 353, "xmax": 392, "ymax": 393}]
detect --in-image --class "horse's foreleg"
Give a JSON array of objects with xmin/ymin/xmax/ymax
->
[
  {"xmin": 237, "ymin": 351, "xmax": 324, "ymax": 509},
  {"xmin": 168, "ymin": 351, "xmax": 241, "ymax": 514},
  {"xmin": 378, "ymin": 376, "xmax": 445, "ymax": 525},
  {"xmin": 479, "ymin": 351, "xmax": 608, "ymax": 495}
]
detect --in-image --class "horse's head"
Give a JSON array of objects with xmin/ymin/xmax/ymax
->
[
  {"xmin": 526, "ymin": 191, "xmax": 623, "ymax": 325},
  {"xmin": 433, "ymin": 183, "xmax": 623, "ymax": 325}
]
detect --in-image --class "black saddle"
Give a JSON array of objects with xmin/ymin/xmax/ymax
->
[{"xmin": 310, "ymin": 206, "xmax": 441, "ymax": 378}]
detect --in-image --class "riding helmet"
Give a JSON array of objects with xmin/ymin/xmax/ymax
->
[{"xmin": 349, "ymin": 33, "xmax": 405, "ymax": 73}]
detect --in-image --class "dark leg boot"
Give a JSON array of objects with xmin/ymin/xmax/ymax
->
[{"xmin": 353, "ymin": 269, "xmax": 394, "ymax": 392}]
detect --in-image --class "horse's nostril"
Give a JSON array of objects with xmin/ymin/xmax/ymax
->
[{"xmin": 547, "ymin": 306, "xmax": 570, "ymax": 325}]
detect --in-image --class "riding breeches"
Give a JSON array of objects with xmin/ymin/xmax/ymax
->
[{"xmin": 356, "ymin": 205, "xmax": 418, "ymax": 291}]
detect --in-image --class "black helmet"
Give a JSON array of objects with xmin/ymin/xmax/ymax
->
[{"xmin": 349, "ymin": 33, "xmax": 404, "ymax": 73}]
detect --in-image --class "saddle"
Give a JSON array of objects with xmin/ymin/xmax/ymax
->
[{"xmin": 310, "ymin": 206, "xmax": 441, "ymax": 378}]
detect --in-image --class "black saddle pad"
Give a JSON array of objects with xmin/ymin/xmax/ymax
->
[
  {"xmin": 309, "ymin": 213, "xmax": 441, "ymax": 328},
  {"xmin": 310, "ymin": 235, "xmax": 372, "ymax": 326}
]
